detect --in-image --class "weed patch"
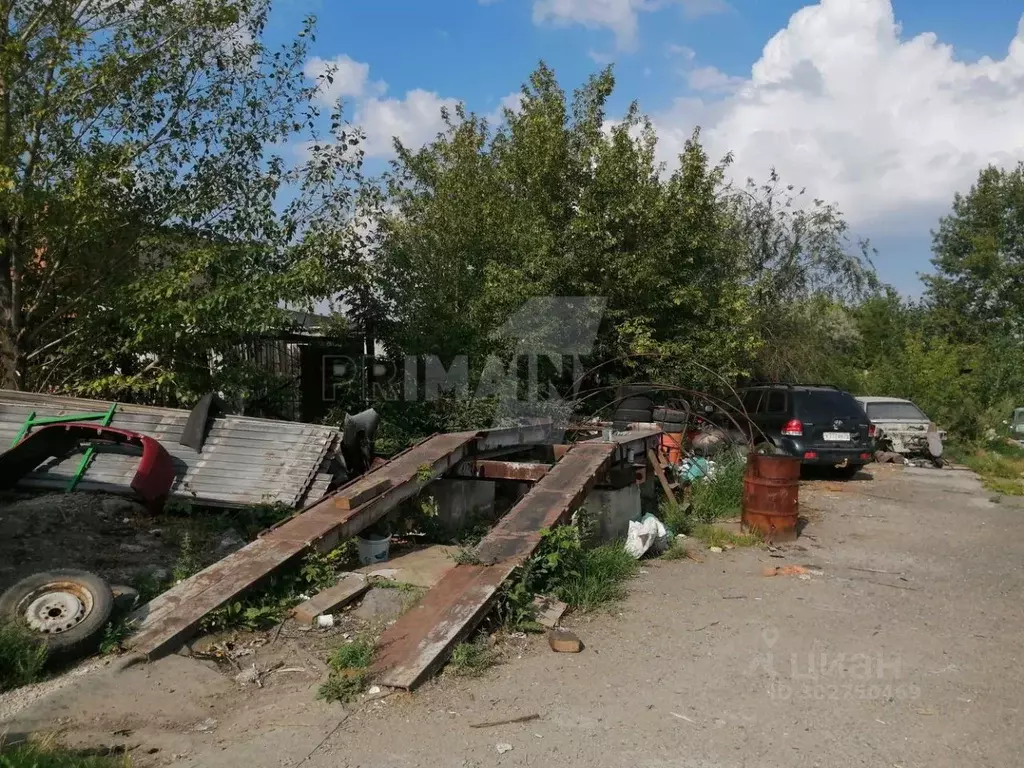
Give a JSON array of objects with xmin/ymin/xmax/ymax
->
[
  {"xmin": 691, "ymin": 524, "xmax": 762, "ymax": 549},
  {"xmin": 497, "ymin": 526, "xmax": 640, "ymax": 628},
  {"xmin": 98, "ymin": 619, "xmax": 135, "ymax": 656},
  {"xmin": 449, "ymin": 546, "xmax": 483, "ymax": 565},
  {"xmin": 949, "ymin": 440, "xmax": 1024, "ymax": 495},
  {"xmin": 328, "ymin": 637, "xmax": 375, "ymax": 670},
  {"xmin": 660, "ymin": 537, "xmax": 689, "ymax": 560},
  {"xmin": 0, "ymin": 740, "xmax": 129, "ymax": 768},
  {"xmin": 320, "ymin": 636, "xmax": 375, "ymax": 703},
  {"xmin": 200, "ymin": 543, "xmax": 354, "ymax": 632},
  {"xmin": 171, "ymin": 532, "xmax": 201, "ymax": 583},
  {"xmin": 0, "ymin": 623, "xmax": 47, "ymax": 693},
  {"xmin": 689, "ymin": 453, "xmax": 746, "ymax": 522},
  {"xmin": 317, "ymin": 669, "xmax": 369, "ymax": 704},
  {"xmin": 448, "ymin": 638, "xmax": 497, "ymax": 677},
  {"xmin": 555, "ymin": 544, "xmax": 639, "ymax": 612}
]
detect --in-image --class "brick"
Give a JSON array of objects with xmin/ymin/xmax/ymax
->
[
  {"xmin": 292, "ymin": 574, "xmax": 369, "ymax": 625},
  {"xmin": 548, "ymin": 629, "xmax": 583, "ymax": 653}
]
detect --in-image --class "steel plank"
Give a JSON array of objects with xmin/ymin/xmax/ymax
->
[{"xmin": 372, "ymin": 442, "xmax": 615, "ymax": 689}]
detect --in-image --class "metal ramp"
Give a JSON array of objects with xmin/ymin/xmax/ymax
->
[
  {"xmin": 127, "ymin": 431, "xmax": 481, "ymax": 658},
  {"xmin": 371, "ymin": 441, "xmax": 616, "ymax": 689}
]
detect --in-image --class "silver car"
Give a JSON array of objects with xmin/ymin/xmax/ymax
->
[{"xmin": 855, "ymin": 396, "xmax": 945, "ymax": 458}]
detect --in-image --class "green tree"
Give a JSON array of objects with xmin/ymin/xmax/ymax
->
[
  {"xmin": 375, "ymin": 63, "xmax": 757, "ymax": 407},
  {"xmin": 0, "ymin": 0, "xmax": 369, "ymax": 400},
  {"xmin": 924, "ymin": 162, "xmax": 1024, "ymax": 343}
]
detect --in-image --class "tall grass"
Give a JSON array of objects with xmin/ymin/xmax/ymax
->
[
  {"xmin": 689, "ymin": 452, "xmax": 746, "ymax": 522},
  {"xmin": 0, "ymin": 623, "xmax": 47, "ymax": 693},
  {"xmin": 555, "ymin": 544, "xmax": 640, "ymax": 612},
  {"xmin": 948, "ymin": 439, "xmax": 1024, "ymax": 495},
  {"xmin": 0, "ymin": 739, "xmax": 129, "ymax": 768}
]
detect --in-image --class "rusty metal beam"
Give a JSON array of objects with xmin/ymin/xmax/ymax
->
[
  {"xmin": 452, "ymin": 459, "xmax": 552, "ymax": 482},
  {"xmin": 125, "ymin": 431, "xmax": 479, "ymax": 659},
  {"xmin": 371, "ymin": 442, "xmax": 615, "ymax": 690},
  {"xmin": 124, "ymin": 422, "xmax": 562, "ymax": 660}
]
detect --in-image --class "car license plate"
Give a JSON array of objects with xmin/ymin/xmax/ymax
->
[{"xmin": 823, "ymin": 431, "xmax": 851, "ymax": 441}]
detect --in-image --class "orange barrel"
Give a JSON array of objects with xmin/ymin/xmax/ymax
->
[
  {"xmin": 659, "ymin": 432, "xmax": 683, "ymax": 464},
  {"xmin": 742, "ymin": 453, "xmax": 801, "ymax": 542}
]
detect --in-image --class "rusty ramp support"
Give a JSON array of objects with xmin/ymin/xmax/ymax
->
[
  {"xmin": 371, "ymin": 441, "xmax": 615, "ymax": 690},
  {"xmin": 125, "ymin": 431, "xmax": 480, "ymax": 658}
]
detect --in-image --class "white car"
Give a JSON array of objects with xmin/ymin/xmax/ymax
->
[{"xmin": 855, "ymin": 396, "xmax": 945, "ymax": 457}]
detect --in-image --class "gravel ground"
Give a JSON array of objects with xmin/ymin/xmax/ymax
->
[{"xmin": 2, "ymin": 464, "xmax": 1022, "ymax": 768}]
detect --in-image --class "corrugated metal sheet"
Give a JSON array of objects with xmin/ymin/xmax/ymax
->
[{"xmin": 0, "ymin": 391, "xmax": 340, "ymax": 508}]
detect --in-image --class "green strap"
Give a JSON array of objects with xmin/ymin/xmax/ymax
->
[{"xmin": 67, "ymin": 402, "xmax": 117, "ymax": 491}]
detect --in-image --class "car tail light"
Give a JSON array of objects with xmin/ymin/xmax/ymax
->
[
  {"xmin": 868, "ymin": 424, "xmax": 876, "ymax": 438},
  {"xmin": 782, "ymin": 419, "xmax": 803, "ymax": 436},
  {"xmin": 860, "ymin": 452, "xmax": 872, "ymax": 460},
  {"xmin": 803, "ymin": 451, "xmax": 818, "ymax": 459}
]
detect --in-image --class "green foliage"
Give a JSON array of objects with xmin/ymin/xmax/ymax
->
[
  {"xmin": 171, "ymin": 533, "xmax": 201, "ymax": 583},
  {"xmin": 0, "ymin": 624, "xmax": 48, "ymax": 693},
  {"xmin": 328, "ymin": 637, "xmax": 375, "ymax": 670},
  {"xmin": 448, "ymin": 638, "xmax": 497, "ymax": 677},
  {"xmin": 0, "ymin": 741, "xmax": 129, "ymax": 768},
  {"xmin": 319, "ymin": 636, "xmax": 374, "ymax": 704},
  {"xmin": 660, "ymin": 500, "xmax": 694, "ymax": 537},
  {"xmin": 98, "ymin": 619, "xmax": 136, "ymax": 656},
  {"xmin": 689, "ymin": 453, "xmax": 746, "ymax": 523},
  {"xmin": 554, "ymin": 543, "xmax": 640, "ymax": 612},
  {"xmin": 200, "ymin": 544, "xmax": 352, "ymax": 632},
  {"xmin": 317, "ymin": 670, "xmax": 369, "ymax": 704},
  {"xmin": 449, "ymin": 546, "xmax": 483, "ymax": 566},
  {"xmin": 948, "ymin": 439, "xmax": 1024, "ymax": 496},
  {"xmin": 0, "ymin": 0, "xmax": 372, "ymax": 403},
  {"xmin": 497, "ymin": 524, "xmax": 639, "ymax": 628},
  {"xmin": 659, "ymin": 538, "xmax": 689, "ymax": 560}
]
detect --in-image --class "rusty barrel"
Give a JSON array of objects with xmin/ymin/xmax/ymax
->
[{"xmin": 742, "ymin": 453, "xmax": 801, "ymax": 542}]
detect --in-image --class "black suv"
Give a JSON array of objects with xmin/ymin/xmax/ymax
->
[{"xmin": 728, "ymin": 384, "xmax": 873, "ymax": 476}]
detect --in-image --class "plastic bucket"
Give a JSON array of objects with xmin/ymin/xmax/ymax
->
[
  {"xmin": 659, "ymin": 432, "xmax": 683, "ymax": 464},
  {"xmin": 357, "ymin": 533, "xmax": 392, "ymax": 565}
]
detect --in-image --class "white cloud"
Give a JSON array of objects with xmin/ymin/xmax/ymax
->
[
  {"xmin": 304, "ymin": 55, "xmax": 386, "ymax": 104},
  {"xmin": 356, "ymin": 90, "xmax": 459, "ymax": 158},
  {"xmin": 532, "ymin": 0, "xmax": 727, "ymax": 50},
  {"xmin": 666, "ymin": 43, "xmax": 696, "ymax": 60},
  {"xmin": 686, "ymin": 65, "xmax": 743, "ymax": 92},
  {"xmin": 303, "ymin": 55, "xmax": 458, "ymax": 158},
  {"xmin": 651, "ymin": 0, "xmax": 1024, "ymax": 228}
]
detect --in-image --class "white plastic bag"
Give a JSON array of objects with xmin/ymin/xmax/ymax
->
[{"xmin": 624, "ymin": 513, "xmax": 669, "ymax": 559}]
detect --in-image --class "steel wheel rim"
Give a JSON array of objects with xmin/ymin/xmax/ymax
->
[{"xmin": 20, "ymin": 581, "xmax": 94, "ymax": 635}]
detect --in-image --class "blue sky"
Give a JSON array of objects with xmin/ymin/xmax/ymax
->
[{"xmin": 268, "ymin": 0, "xmax": 1024, "ymax": 295}]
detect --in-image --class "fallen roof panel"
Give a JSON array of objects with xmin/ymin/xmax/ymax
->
[{"xmin": 0, "ymin": 390, "xmax": 339, "ymax": 509}]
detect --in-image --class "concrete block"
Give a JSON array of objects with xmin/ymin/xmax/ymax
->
[
  {"xmin": 430, "ymin": 478, "xmax": 496, "ymax": 532},
  {"xmin": 586, "ymin": 483, "xmax": 642, "ymax": 542}
]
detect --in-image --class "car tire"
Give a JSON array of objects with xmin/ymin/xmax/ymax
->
[
  {"xmin": 0, "ymin": 570, "xmax": 114, "ymax": 661},
  {"xmin": 614, "ymin": 408, "xmax": 654, "ymax": 423}
]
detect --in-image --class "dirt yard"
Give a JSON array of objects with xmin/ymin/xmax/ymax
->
[{"xmin": 3, "ymin": 464, "xmax": 1022, "ymax": 767}]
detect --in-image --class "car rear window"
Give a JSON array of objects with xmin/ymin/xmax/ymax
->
[
  {"xmin": 866, "ymin": 402, "xmax": 926, "ymax": 420},
  {"xmin": 795, "ymin": 390, "xmax": 863, "ymax": 420}
]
